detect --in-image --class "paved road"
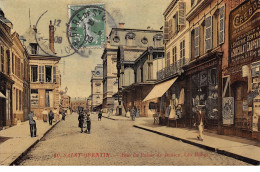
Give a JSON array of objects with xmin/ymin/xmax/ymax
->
[{"xmin": 18, "ymin": 113, "xmax": 249, "ymax": 165}]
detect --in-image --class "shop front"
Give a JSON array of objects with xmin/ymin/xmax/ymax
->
[
  {"xmin": 225, "ymin": 0, "xmax": 260, "ymax": 139},
  {"xmin": 184, "ymin": 52, "xmax": 222, "ymax": 131}
]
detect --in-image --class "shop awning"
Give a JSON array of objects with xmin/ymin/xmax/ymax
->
[
  {"xmin": 143, "ymin": 77, "xmax": 178, "ymax": 102},
  {"xmin": 0, "ymin": 92, "xmax": 6, "ymax": 99}
]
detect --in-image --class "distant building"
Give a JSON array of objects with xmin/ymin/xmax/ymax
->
[
  {"xmin": 23, "ymin": 21, "xmax": 61, "ymax": 119},
  {"xmin": 90, "ymin": 64, "xmax": 103, "ymax": 111},
  {"xmin": 71, "ymin": 97, "xmax": 87, "ymax": 112}
]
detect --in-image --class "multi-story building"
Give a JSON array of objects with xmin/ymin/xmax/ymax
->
[
  {"xmin": 225, "ymin": 0, "xmax": 260, "ymax": 140},
  {"xmin": 91, "ymin": 64, "xmax": 103, "ymax": 111},
  {"xmin": 11, "ymin": 32, "xmax": 30, "ymax": 124},
  {"xmin": 102, "ymin": 23, "xmax": 164, "ymax": 114},
  {"xmin": 71, "ymin": 97, "xmax": 87, "ymax": 112},
  {"xmin": 23, "ymin": 22, "xmax": 61, "ymax": 119},
  {"xmin": 119, "ymin": 46, "xmax": 165, "ymax": 117},
  {"xmin": 143, "ymin": 0, "xmax": 191, "ymax": 125},
  {"xmin": 0, "ymin": 8, "xmax": 13, "ymax": 127}
]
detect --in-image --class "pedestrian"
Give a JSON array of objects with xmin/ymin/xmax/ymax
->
[
  {"xmin": 130, "ymin": 107, "xmax": 136, "ymax": 121},
  {"xmin": 62, "ymin": 110, "xmax": 66, "ymax": 120},
  {"xmin": 86, "ymin": 113, "xmax": 91, "ymax": 134},
  {"xmin": 98, "ymin": 110, "xmax": 102, "ymax": 121},
  {"xmin": 78, "ymin": 110, "xmax": 84, "ymax": 133},
  {"xmin": 48, "ymin": 110, "xmax": 54, "ymax": 125},
  {"xmin": 195, "ymin": 105, "xmax": 206, "ymax": 141},
  {"xmin": 28, "ymin": 111, "xmax": 37, "ymax": 137}
]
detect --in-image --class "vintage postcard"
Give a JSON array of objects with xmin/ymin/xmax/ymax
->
[{"xmin": 0, "ymin": 0, "xmax": 259, "ymax": 166}]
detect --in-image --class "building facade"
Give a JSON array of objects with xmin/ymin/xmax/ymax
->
[
  {"xmin": 91, "ymin": 64, "xmax": 103, "ymax": 111},
  {"xmin": 0, "ymin": 9, "xmax": 13, "ymax": 127},
  {"xmin": 71, "ymin": 97, "xmax": 87, "ymax": 112},
  {"xmin": 11, "ymin": 32, "xmax": 30, "ymax": 124},
  {"xmin": 23, "ymin": 22, "xmax": 61, "ymax": 119}
]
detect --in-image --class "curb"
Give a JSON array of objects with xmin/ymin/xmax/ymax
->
[
  {"xmin": 9, "ymin": 120, "xmax": 61, "ymax": 166},
  {"xmin": 133, "ymin": 125, "xmax": 260, "ymax": 165}
]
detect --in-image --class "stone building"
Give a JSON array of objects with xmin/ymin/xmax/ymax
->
[
  {"xmin": 71, "ymin": 97, "xmax": 87, "ymax": 112},
  {"xmin": 102, "ymin": 24, "xmax": 164, "ymax": 115},
  {"xmin": 11, "ymin": 32, "xmax": 30, "ymax": 124},
  {"xmin": 90, "ymin": 64, "xmax": 103, "ymax": 111},
  {"xmin": 119, "ymin": 46, "xmax": 165, "ymax": 117},
  {"xmin": 23, "ymin": 22, "xmax": 61, "ymax": 119},
  {"xmin": 0, "ymin": 9, "xmax": 13, "ymax": 127}
]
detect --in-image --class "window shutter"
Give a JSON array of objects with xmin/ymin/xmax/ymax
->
[
  {"xmin": 39, "ymin": 66, "xmax": 44, "ymax": 82},
  {"xmin": 163, "ymin": 21, "xmax": 169, "ymax": 41},
  {"xmin": 194, "ymin": 27, "xmax": 200, "ymax": 58},
  {"xmin": 175, "ymin": 13, "xmax": 179, "ymax": 33},
  {"xmin": 53, "ymin": 66, "xmax": 56, "ymax": 83},
  {"xmin": 205, "ymin": 16, "xmax": 212, "ymax": 51},
  {"xmin": 169, "ymin": 19, "xmax": 173, "ymax": 36},
  {"xmin": 219, "ymin": 5, "xmax": 225, "ymax": 45},
  {"xmin": 178, "ymin": 2, "xmax": 185, "ymax": 26}
]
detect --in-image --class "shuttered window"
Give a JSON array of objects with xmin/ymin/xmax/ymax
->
[
  {"xmin": 194, "ymin": 27, "xmax": 200, "ymax": 58},
  {"xmin": 169, "ymin": 19, "xmax": 173, "ymax": 36},
  {"xmin": 219, "ymin": 5, "xmax": 225, "ymax": 45},
  {"xmin": 172, "ymin": 46, "xmax": 177, "ymax": 65},
  {"xmin": 166, "ymin": 52, "xmax": 170, "ymax": 67},
  {"xmin": 39, "ymin": 66, "xmax": 44, "ymax": 82},
  {"xmin": 178, "ymin": 2, "xmax": 185, "ymax": 26},
  {"xmin": 180, "ymin": 40, "xmax": 185, "ymax": 65},
  {"xmin": 163, "ymin": 21, "xmax": 169, "ymax": 41},
  {"xmin": 53, "ymin": 66, "xmax": 57, "ymax": 83},
  {"xmin": 205, "ymin": 16, "xmax": 212, "ymax": 51}
]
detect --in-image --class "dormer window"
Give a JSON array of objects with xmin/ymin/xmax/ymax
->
[
  {"xmin": 113, "ymin": 36, "xmax": 120, "ymax": 43},
  {"xmin": 141, "ymin": 37, "xmax": 148, "ymax": 44},
  {"xmin": 30, "ymin": 43, "xmax": 38, "ymax": 55},
  {"xmin": 125, "ymin": 32, "xmax": 136, "ymax": 46}
]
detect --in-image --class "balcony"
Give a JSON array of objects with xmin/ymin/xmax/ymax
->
[{"xmin": 157, "ymin": 58, "xmax": 189, "ymax": 81}]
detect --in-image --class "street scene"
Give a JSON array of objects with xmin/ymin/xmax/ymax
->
[{"xmin": 0, "ymin": 0, "xmax": 260, "ymax": 166}]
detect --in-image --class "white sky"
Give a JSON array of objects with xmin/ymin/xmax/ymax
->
[{"xmin": 0, "ymin": 0, "xmax": 171, "ymax": 98}]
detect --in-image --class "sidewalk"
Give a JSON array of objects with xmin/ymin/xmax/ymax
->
[
  {"xmin": 0, "ymin": 119, "xmax": 60, "ymax": 166},
  {"xmin": 103, "ymin": 114, "xmax": 260, "ymax": 165}
]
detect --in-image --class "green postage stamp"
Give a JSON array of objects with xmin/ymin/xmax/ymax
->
[{"xmin": 68, "ymin": 4, "xmax": 106, "ymax": 49}]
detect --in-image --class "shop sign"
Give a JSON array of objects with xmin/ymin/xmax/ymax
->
[
  {"xmin": 229, "ymin": 0, "xmax": 260, "ymax": 67},
  {"xmin": 222, "ymin": 97, "xmax": 234, "ymax": 125}
]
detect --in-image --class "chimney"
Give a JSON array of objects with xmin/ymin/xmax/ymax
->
[
  {"xmin": 119, "ymin": 22, "xmax": 125, "ymax": 29},
  {"xmin": 49, "ymin": 20, "xmax": 55, "ymax": 53}
]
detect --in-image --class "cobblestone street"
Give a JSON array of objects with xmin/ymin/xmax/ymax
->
[{"xmin": 18, "ymin": 113, "xmax": 249, "ymax": 166}]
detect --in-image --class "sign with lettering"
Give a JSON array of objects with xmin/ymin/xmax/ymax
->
[
  {"xmin": 222, "ymin": 97, "xmax": 234, "ymax": 125},
  {"xmin": 229, "ymin": 0, "xmax": 260, "ymax": 67}
]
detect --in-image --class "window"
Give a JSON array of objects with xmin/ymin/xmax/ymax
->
[
  {"xmin": 205, "ymin": 16, "xmax": 212, "ymax": 51},
  {"xmin": 172, "ymin": 46, "xmax": 177, "ymax": 66},
  {"xmin": 45, "ymin": 89, "xmax": 53, "ymax": 107},
  {"xmin": 16, "ymin": 89, "xmax": 18, "ymax": 111},
  {"xmin": 163, "ymin": 21, "xmax": 169, "ymax": 41},
  {"xmin": 194, "ymin": 27, "xmax": 200, "ymax": 58},
  {"xmin": 53, "ymin": 66, "xmax": 56, "ymax": 83},
  {"xmin": 31, "ymin": 65, "xmax": 38, "ymax": 82},
  {"xmin": 30, "ymin": 43, "xmax": 38, "ymax": 54},
  {"xmin": 180, "ymin": 40, "xmax": 185, "ymax": 65},
  {"xmin": 1, "ymin": 46, "xmax": 4, "ymax": 72},
  {"xmin": 17, "ymin": 58, "xmax": 20, "ymax": 77},
  {"xmin": 6, "ymin": 50, "xmax": 10, "ymax": 75},
  {"xmin": 31, "ymin": 89, "xmax": 38, "ymax": 107},
  {"xmin": 45, "ymin": 66, "xmax": 52, "ymax": 82},
  {"xmin": 166, "ymin": 52, "xmax": 170, "ymax": 67},
  {"xmin": 19, "ymin": 90, "xmax": 22, "ymax": 111},
  {"xmin": 219, "ymin": 5, "xmax": 225, "ymax": 45}
]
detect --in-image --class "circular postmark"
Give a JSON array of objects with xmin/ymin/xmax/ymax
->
[{"xmin": 35, "ymin": 4, "xmax": 117, "ymax": 58}]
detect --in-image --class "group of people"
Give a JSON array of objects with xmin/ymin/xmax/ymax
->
[
  {"xmin": 78, "ymin": 107, "xmax": 91, "ymax": 134},
  {"xmin": 126, "ymin": 107, "xmax": 140, "ymax": 121}
]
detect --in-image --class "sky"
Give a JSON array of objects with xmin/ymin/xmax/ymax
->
[{"xmin": 0, "ymin": 0, "xmax": 171, "ymax": 98}]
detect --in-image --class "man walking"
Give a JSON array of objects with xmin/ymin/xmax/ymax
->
[
  {"xmin": 78, "ymin": 110, "xmax": 84, "ymax": 133},
  {"xmin": 28, "ymin": 111, "xmax": 37, "ymax": 137},
  {"xmin": 86, "ymin": 113, "xmax": 91, "ymax": 134},
  {"xmin": 98, "ymin": 110, "xmax": 102, "ymax": 121},
  {"xmin": 48, "ymin": 110, "xmax": 54, "ymax": 125},
  {"xmin": 195, "ymin": 105, "xmax": 206, "ymax": 141}
]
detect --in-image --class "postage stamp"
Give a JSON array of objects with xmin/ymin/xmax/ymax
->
[{"xmin": 68, "ymin": 4, "xmax": 106, "ymax": 49}]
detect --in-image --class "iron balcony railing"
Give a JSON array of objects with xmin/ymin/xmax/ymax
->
[{"xmin": 157, "ymin": 58, "xmax": 189, "ymax": 81}]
